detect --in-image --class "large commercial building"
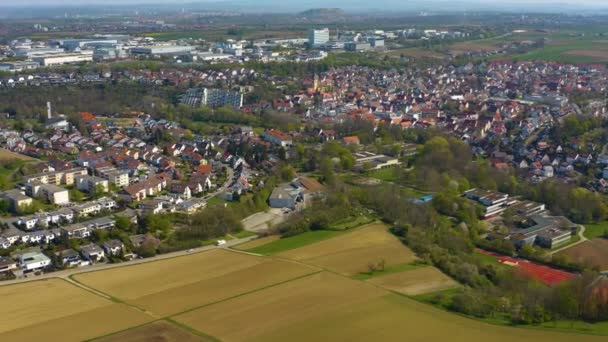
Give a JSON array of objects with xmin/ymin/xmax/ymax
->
[
  {"xmin": 0, "ymin": 61, "xmax": 40, "ymax": 72},
  {"xmin": 344, "ymin": 42, "xmax": 372, "ymax": 51},
  {"xmin": 14, "ymin": 47, "xmax": 65, "ymax": 58},
  {"xmin": 308, "ymin": 28, "xmax": 330, "ymax": 47},
  {"xmin": 180, "ymin": 88, "xmax": 243, "ymax": 109},
  {"xmin": 32, "ymin": 52, "xmax": 93, "ymax": 66},
  {"xmin": 130, "ymin": 45, "xmax": 196, "ymax": 56}
]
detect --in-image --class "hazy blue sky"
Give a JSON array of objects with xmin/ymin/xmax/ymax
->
[
  {"xmin": 1, "ymin": 0, "xmax": 607, "ymax": 4},
  {"xmin": 1, "ymin": 0, "xmax": 608, "ymax": 10}
]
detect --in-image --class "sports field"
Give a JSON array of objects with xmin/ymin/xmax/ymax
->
[
  {"xmin": 0, "ymin": 279, "xmax": 152, "ymax": 342},
  {"xmin": 367, "ymin": 266, "xmax": 460, "ymax": 295},
  {"xmin": 276, "ymin": 223, "xmax": 417, "ymax": 275},
  {"xmin": 73, "ymin": 249, "xmax": 318, "ymax": 316}
]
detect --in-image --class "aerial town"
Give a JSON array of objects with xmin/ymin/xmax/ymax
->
[{"xmin": 2, "ymin": 2, "xmax": 608, "ymax": 341}]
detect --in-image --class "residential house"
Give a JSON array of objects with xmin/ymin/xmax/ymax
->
[
  {"xmin": 0, "ymin": 256, "xmax": 17, "ymax": 273},
  {"xmin": 26, "ymin": 183, "xmax": 70, "ymax": 205},
  {"xmin": 80, "ymin": 243, "xmax": 105, "ymax": 262},
  {"xmin": 102, "ymin": 240, "xmax": 124, "ymax": 256},
  {"xmin": 343, "ymin": 136, "xmax": 360, "ymax": 145},
  {"xmin": 0, "ymin": 189, "xmax": 32, "ymax": 213},
  {"xmin": 75, "ymin": 175, "xmax": 109, "ymax": 193},
  {"xmin": 59, "ymin": 249, "xmax": 81, "ymax": 267},
  {"xmin": 18, "ymin": 252, "xmax": 51, "ymax": 272},
  {"xmin": 263, "ymin": 129, "xmax": 292, "ymax": 147},
  {"xmin": 177, "ymin": 200, "xmax": 206, "ymax": 214},
  {"xmin": 170, "ymin": 183, "xmax": 192, "ymax": 199},
  {"xmin": 62, "ymin": 223, "xmax": 91, "ymax": 238}
]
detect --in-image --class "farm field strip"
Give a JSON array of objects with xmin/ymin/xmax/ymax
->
[
  {"xmin": 0, "ymin": 279, "xmax": 153, "ymax": 342},
  {"xmin": 74, "ymin": 249, "xmax": 319, "ymax": 316},
  {"xmin": 557, "ymin": 238, "xmax": 608, "ymax": 270},
  {"xmin": 233, "ymin": 235, "xmax": 280, "ymax": 250},
  {"xmin": 172, "ymin": 271, "xmax": 606, "ymax": 342},
  {"xmin": 92, "ymin": 320, "xmax": 208, "ymax": 342},
  {"xmin": 276, "ymin": 223, "xmax": 417, "ymax": 275},
  {"xmin": 367, "ymin": 266, "xmax": 460, "ymax": 295}
]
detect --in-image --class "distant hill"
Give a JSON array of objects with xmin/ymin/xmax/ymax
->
[{"xmin": 299, "ymin": 8, "xmax": 345, "ymax": 18}]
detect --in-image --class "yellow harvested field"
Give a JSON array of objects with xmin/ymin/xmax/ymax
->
[
  {"xmin": 233, "ymin": 235, "xmax": 279, "ymax": 250},
  {"xmin": 94, "ymin": 321, "xmax": 206, "ymax": 342},
  {"xmin": 0, "ymin": 279, "xmax": 152, "ymax": 342},
  {"xmin": 74, "ymin": 249, "xmax": 318, "ymax": 316},
  {"xmin": 368, "ymin": 267, "xmax": 460, "ymax": 295},
  {"xmin": 277, "ymin": 223, "xmax": 416, "ymax": 275},
  {"xmin": 174, "ymin": 272, "xmax": 606, "ymax": 342},
  {"xmin": 174, "ymin": 272, "xmax": 386, "ymax": 341}
]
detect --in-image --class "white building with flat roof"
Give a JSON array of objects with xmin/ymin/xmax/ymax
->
[
  {"xmin": 308, "ymin": 28, "xmax": 330, "ymax": 47},
  {"xmin": 130, "ymin": 45, "xmax": 195, "ymax": 55},
  {"xmin": 18, "ymin": 252, "xmax": 51, "ymax": 271},
  {"xmin": 32, "ymin": 52, "xmax": 93, "ymax": 66}
]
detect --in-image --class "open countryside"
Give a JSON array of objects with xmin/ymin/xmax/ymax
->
[
  {"xmin": 94, "ymin": 321, "xmax": 207, "ymax": 342},
  {"xmin": 274, "ymin": 223, "xmax": 416, "ymax": 276},
  {"xmin": 173, "ymin": 271, "xmax": 606, "ymax": 342},
  {"xmin": 4, "ymin": 1, "xmax": 608, "ymax": 340},
  {"xmin": 73, "ymin": 249, "xmax": 318, "ymax": 316},
  {"xmin": 1, "ymin": 225, "xmax": 607, "ymax": 341},
  {"xmin": 0, "ymin": 279, "xmax": 152, "ymax": 342},
  {"xmin": 557, "ymin": 239, "xmax": 608, "ymax": 270},
  {"xmin": 367, "ymin": 266, "xmax": 460, "ymax": 295}
]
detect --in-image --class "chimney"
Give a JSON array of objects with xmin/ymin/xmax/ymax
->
[{"xmin": 47, "ymin": 101, "xmax": 52, "ymax": 119}]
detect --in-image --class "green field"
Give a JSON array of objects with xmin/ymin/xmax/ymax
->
[
  {"xmin": 353, "ymin": 261, "xmax": 429, "ymax": 280},
  {"xmin": 328, "ymin": 214, "xmax": 375, "ymax": 230},
  {"xmin": 246, "ymin": 230, "xmax": 344, "ymax": 255},
  {"xmin": 584, "ymin": 222, "xmax": 608, "ymax": 239},
  {"xmin": 367, "ymin": 168, "xmax": 400, "ymax": 182}
]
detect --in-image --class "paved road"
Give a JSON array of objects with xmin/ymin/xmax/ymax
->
[
  {"xmin": 204, "ymin": 166, "xmax": 234, "ymax": 200},
  {"xmin": 0, "ymin": 235, "xmax": 256, "ymax": 287},
  {"xmin": 550, "ymin": 225, "xmax": 588, "ymax": 255}
]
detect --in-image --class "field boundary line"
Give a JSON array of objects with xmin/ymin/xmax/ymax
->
[
  {"xmin": 62, "ymin": 276, "xmax": 114, "ymax": 301},
  {"xmin": 83, "ymin": 319, "xmax": 164, "ymax": 342},
  {"xmin": 169, "ymin": 270, "xmax": 323, "ymax": 317},
  {"xmin": 164, "ymin": 318, "xmax": 222, "ymax": 342},
  {"xmin": 67, "ymin": 274, "xmax": 160, "ymax": 318},
  {"xmin": 226, "ymin": 247, "xmax": 263, "ymax": 257}
]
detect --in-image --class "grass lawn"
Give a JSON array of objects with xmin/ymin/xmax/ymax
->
[
  {"xmin": 353, "ymin": 261, "xmax": 429, "ymax": 280},
  {"xmin": 471, "ymin": 251, "xmax": 509, "ymax": 268},
  {"xmin": 412, "ymin": 287, "xmax": 463, "ymax": 306},
  {"xmin": 536, "ymin": 320, "xmax": 608, "ymax": 335},
  {"xmin": 206, "ymin": 197, "xmax": 228, "ymax": 206},
  {"xmin": 232, "ymin": 230, "xmax": 257, "ymax": 239},
  {"xmin": 245, "ymin": 230, "xmax": 345, "ymax": 255},
  {"xmin": 583, "ymin": 222, "xmax": 608, "ymax": 239},
  {"xmin": 367, "ymin": 168, "xmax": 400, "ymax": 182},
  {"xmin": 329, "ymin": 215, "xmax": 375, "ymax": 231}
]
